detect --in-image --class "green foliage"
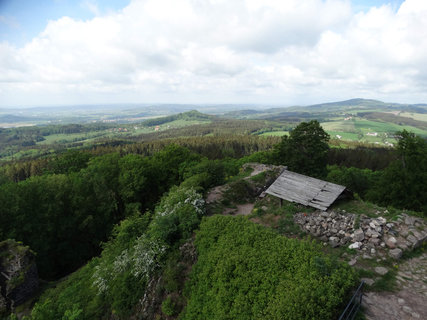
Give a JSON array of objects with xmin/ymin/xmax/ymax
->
[
  {"xmin": 149, "ymin": 187, "xmax": 205, "ymax": 245},
  {"xmin": 142, "ymin": 110, "xmax": 214, "ymax": 126},
  {"xmin": 328, "ymin": 146, "xmax": 395, "ymax": 171},
  {"xmin": 221, "ymin": 179, "xmax": 254, "ymax": 205},
  {"xmin": 0, "ymin": 145, "xmax": 201, "ymax": 279},
  {"xmin": 45, "ymin": 150, "xmax": 92, "ymax": 174},
  {"xmin": 326, "ymin": 165, "xmax": 380, "ymax": 198},
  {"xmin": 369, "ymin": 130, "xmax": 427, "ymax": 213},
  {"xmin": 31, "ymin": 184, "xmax": 205, "ymax": 319},
  {"xmin": 183, "ymin": 159, "xmax": 226, "ymax": 188},
  {"xmin": 161, "ymin": 296, "xmax": 177, "ymax": 316},
  {"xmin": 181, "ymin": 216, "xmax": 357, "ymax": 320},
  {"xmin": 274, "ymin": 120, "xmax": 330, "ymax": 178}
]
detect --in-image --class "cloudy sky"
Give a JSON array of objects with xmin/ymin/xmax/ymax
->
[{"xmin": 1, "ymin": 0, "xmax": 426, "ymax": 107}]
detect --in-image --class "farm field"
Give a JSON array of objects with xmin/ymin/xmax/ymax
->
[
  {"xmin": 259, "ymin": 130, "xmax": 289, "ymax": 137},
  {"xmin": 399, "ymin": 112, "xmax": 427, "ymax": 122},
  {"xmin": 321, "ymin": 117, "xmax": 427, "ymax": 145}
]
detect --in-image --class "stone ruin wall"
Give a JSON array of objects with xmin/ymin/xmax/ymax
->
[{"xmin": 294, "ymin": 210, "xmax": 426, "ymax": 260}]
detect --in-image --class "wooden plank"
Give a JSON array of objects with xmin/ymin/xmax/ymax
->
[{"xmin": 265, "ymin": 170, "xmax": 346, "ymax": 210}]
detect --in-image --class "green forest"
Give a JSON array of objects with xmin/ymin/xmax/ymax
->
[{"xmin": 0, "ymin": 115, "xmax": 426, "ymax": 319}]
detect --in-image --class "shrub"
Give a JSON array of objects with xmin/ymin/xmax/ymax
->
[
  {"xmin": 181, "ymin": 216, "xmax": 357, "ymax": 320},
  {"xmin": 161, "ymin": 296, "xmax": 177, "ymax": 316}
]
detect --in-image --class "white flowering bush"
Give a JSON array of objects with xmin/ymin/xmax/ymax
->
[
  {"xmin": 155, "ymin": 187, "xmax": 205, "ymax": 217},
  {"xmin": 131, "ymin": 235, "xmax": 167, "ymax": 278},
  {"xmin": 92, "ymin": 236, "xmax": 166, "ymax": 295},
  {"xmin": 150, "ymin": 187, "xmax": 206, "ymax": 245}
]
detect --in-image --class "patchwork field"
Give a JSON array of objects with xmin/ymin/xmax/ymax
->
[{"xmin": 321, "ymin": 117, "xmax": 427, "ymax": 145}]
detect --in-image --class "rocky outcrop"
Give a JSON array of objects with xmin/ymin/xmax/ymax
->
[
  {"xmin": 0, "ymin": 239, "xmax": 38, "ymax": 314},
  {"xmin": 294, "ymin": 211, "xmax": 426, "ymax": 259}
]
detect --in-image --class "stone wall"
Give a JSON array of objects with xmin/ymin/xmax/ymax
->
[{"xmin": 294, "ymin": 210, "xmax": 427, "ymax": 259}]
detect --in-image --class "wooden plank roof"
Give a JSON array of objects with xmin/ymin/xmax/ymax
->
[{"xmin": 265, "ymin": 170, "xmax": 346, "ymax": 211}]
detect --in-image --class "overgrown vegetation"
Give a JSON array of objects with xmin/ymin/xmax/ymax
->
[{"xmin": 181, "ymin": 216, "xmax": 357, "ymax": 320}]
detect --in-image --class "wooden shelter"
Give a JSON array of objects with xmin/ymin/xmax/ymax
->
[{"xmin": 265, "ymin": 170, "xmax": 346, "ymax": 211}]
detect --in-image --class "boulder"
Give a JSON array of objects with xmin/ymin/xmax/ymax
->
[
  {"xmin": 374, "ymin": 267, "xmax": 389, "ymax": 275},
  {"xmin": 406, "ymin": 235, "xmax": 421, "ymax": 248},
  {"xmin": 329, "ymin": 237, "xmax": 340, "ymax": 248},
  {"xmin": 353, "ymin": 229, "xmax": 365, "ymax": 242},
  {"xmin": 404, "ymin": 216, "xmax": 417, "ymax": 226},
  {"xmin": 377, "ymin": 217, "xmax": 387, "ymax": 225},
  {"xmin": 349, "ymin": 242, "xmax": 363, "ymax": 250},
  {"xmin": 348, "ymin": 259, "xmax": 357, "ymax": 266},
  {"xmin": 361, "ymin": 278, "xmax": 375, "ymax": 286},
  {"xmin": 389, "ymin": 248, "xmax": 403, "ymax": 260},
  {"xmin": 385, "ymin": 236, "xmax": 397, "ymax": 249},
  {"xmin": 0, "ymin": 239, "xmax": 38, "ymax": 313},
  {"xmin": 369, "ymin": 238, "xmax": 380, "ymax": 245}
]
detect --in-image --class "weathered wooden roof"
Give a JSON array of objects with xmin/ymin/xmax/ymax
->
[{"xmin": 265, "ymin": 170, "xmax": 346, "ymax": 211}]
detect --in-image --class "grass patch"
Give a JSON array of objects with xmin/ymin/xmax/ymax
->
[
  {"xmin": 258, "ymin": 130, "xmax": 289, "ymax": 137},
  {"xmin": 370, "ymin": 270, "xmax": 397, "ymax": 292},
  {"xmin": 221, "ymin": 180, "xmax": 254, "ymax": 204},
  {"xmin": 250, "ymin": 171, "xmax": 267, "ymax": 183},
  {"xmin": 401, "ymin": 242, "xmax": 426, "ymax": 260}
]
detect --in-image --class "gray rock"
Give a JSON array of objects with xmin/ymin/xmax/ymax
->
[
  {"xmin": 353, "ymin": 229, "xmax": 365, "ymax": 242},
  {"xmin": 320, "ymin": 211, "xmax": 329, "ymax": 218},
  {"xmin": 404, "ymin": 216, "xmax": 416, "ymax": 226},
  {"xmin": 385, "ymin": 236, "xmax": 397, "ymax": 249},
  {"xmin": 400, "ymin": 228, "xmax": 409, "ymax": 237},
  {"xmin": 402, "ymin": 306, "xmax": 412, "ymax": 313},
  {"xmin": 349, "ymin": 242, "xmax": 363, "ymax": 249},
  {"xmin": 397, "ymin": 298, "xmax": 405, "ymax": 305},
  {"xmin": 369, "ymin": 238, "xmax": 381, "ymax": 245},
  {"xmin": 389, "ymin": 248, "xmax": 403, "ymax": 259},
  {"xmin": 0, "ymin": 239, "xmax": 39, "ymax": 313},
  {"xmin": 361, "ymin": 278, "xmax": 375, "ymax": 286},
  {"xmin": 348, "ymin": 259, "xmax": 357, "ymax": 266},
  {"xmin": 377, "ymin": 217, "xmax": 387, "ymax": 225},
  {"xmin": 413, "ymin": 230, "xmax": 426, "ymax": 242},
  {"xmin": 366, "ymin": 229, "xmax": 380, "ymax": 238},
  {"xmin": 406, "ymin": 234, "xmax": 421, "ymax": 248},
  {"xmin": 375, "ymin": 266, "xmax": 389, "ymax": 275},
  {"xmin": 329, "ymin": 237, "xmax": 340, "ymax": 248}
]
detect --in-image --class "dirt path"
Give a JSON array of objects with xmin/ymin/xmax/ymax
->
[
  {"xmin": 235, "ymin": 203, "xmax": 255, "ymax": 215},
  {"xmin": 205, "ymin": 163, "xmax": 280, "ymax": 215},
  {"xmin": 206, "ymin": 185, "xmax": 227, "ymax": 204},
  {"xmin": 362, "ymin": 253, "xmax": 427, "ymax": 320}
]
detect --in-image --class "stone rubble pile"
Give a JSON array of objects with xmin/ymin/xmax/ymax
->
[{"xmin": 293, "ymin": 210, "xmax": 427, "ymax": 259}]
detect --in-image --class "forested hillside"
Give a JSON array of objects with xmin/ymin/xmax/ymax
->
[{"xmin": 0, "ymin": 116, "xmax": 426, "ymax": 320}]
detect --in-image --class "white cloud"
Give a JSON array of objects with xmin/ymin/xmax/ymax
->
[{"xmin": 1, "ymin": 0, "xmax": 427, "ymax": 106}]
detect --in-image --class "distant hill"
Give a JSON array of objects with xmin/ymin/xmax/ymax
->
[
  {"xmin": 141, "ymin": 110, "xmax": 216, "ymax": 126},
  {"xmin": 0, "ymin": 114, "xmax": 35, "ymax": 122},
  {"xmin": 223, "ymin": 99, "xmax": 427, "ymax": 120},
  {"xmin": 288, "ymin": 98, "xmax": 427, "ymax": 113}
]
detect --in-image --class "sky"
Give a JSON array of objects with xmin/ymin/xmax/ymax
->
[{"xmin": 1, "ymin": 0, "xmax": 426, "ymax": 108}]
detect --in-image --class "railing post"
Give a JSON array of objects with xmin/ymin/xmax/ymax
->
[{"xmin": 338, "ymin": 281, "xmax": 364, "ymax": 320}]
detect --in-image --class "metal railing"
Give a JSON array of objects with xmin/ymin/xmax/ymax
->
[{"xmin": 338, "ymin": 281, "xmax": 365, "ymax": 320}]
